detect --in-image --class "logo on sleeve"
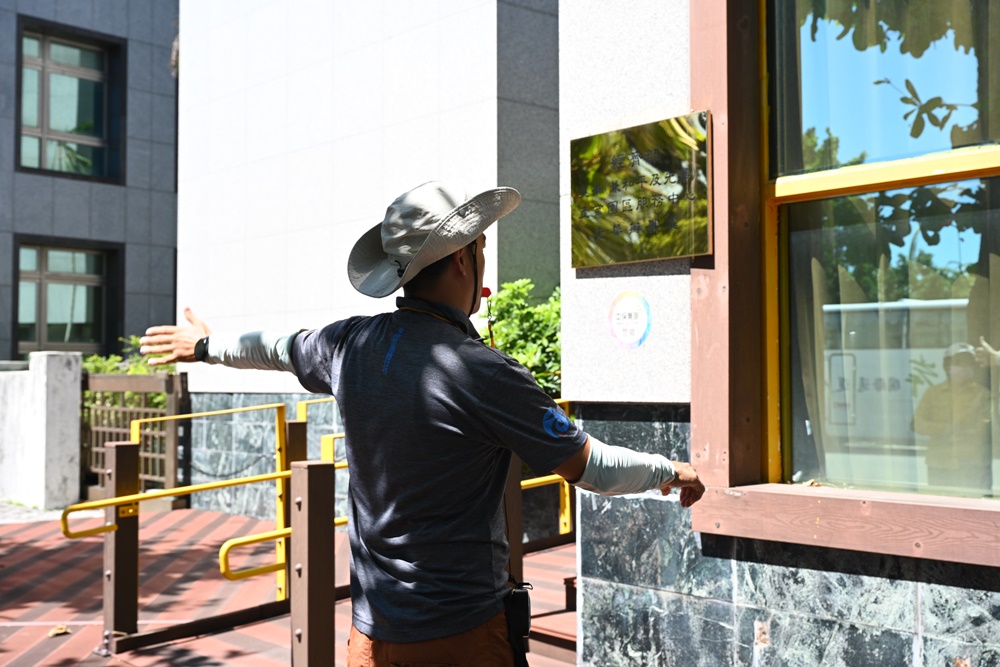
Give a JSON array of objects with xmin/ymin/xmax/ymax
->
[{"xmin": 542, "ymin": 407, "xmax": 571, "ymax": 438}]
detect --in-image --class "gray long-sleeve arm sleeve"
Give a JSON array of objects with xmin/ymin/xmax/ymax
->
[
  {"xmin": 205, "ymin": 331, "xmax": 302, "ymax": 373},
  {"xmin": 574, "ymin": 436, "xmax": 676, "ymax": 496}
]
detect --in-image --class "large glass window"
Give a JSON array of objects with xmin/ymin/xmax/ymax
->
[
  {"xmin": 770, "ymin": 1, "xmax": 998, "ymax": 177},
  {"xmin": 19, "ymin": 30, "xmax": 119, "ymax": 179},
  {"xmin": 787, "ymin": 177, "xmax": 1000, "ymax": 498},
  {"xmin": 17, "ymin": 245, "xmax": 106, "ymax": 357},
  {"xmin": 771, "ymin": 1, "xmax": 1000, "ymax": 500}
]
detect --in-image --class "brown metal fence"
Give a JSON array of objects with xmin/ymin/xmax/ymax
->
[{"xmin": 81, "ymin": 373, "xmax": 191, "ymax": 506}]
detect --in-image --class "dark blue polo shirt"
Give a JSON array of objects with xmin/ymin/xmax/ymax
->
[{"xmin": 291, "ymin": 296, "xmax": 587, "ymax": 642}]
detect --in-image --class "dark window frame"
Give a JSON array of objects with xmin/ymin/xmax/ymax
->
[
  {"xmin": 12, "ymin": 234, "xmax": 124, "ymax": 359},
  {"xmin": 15, "ymin": 16, "xmax": 127, "ymax": 184}
]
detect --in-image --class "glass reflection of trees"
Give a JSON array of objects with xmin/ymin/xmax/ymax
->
[{"xmin": 570, "ymin": 112, "xmax": 710, "ymax": 268}]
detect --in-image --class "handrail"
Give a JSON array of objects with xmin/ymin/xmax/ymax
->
[
  {"xmin": 296, "ymin": 396, "xmax": 336, "ymax": 422},
  {"xmin": 127, "ymin": 401, "xmax": 292, "ymax": 601},
  {"xmin": 60, "ymin": 470, "xmax": 291, "ymax": 539},
  {"xmin": 521, "ymin": 473, "xmax": 562, "ymax": 490},
  {"xmin": 127, "ymin": 402, "xmax": 289, "ymax": 444},
  {"xmin": 219, "ymin": 516, "xmax": 348, "ymax": 580}
]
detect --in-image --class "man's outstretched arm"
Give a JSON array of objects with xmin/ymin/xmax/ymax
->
[
  {"xmin": 140, "ymin": 307, "xmax": 299, "ymax": 373},
  {"xmin": 553, "ymin": 436, "xmax": 705, "ymax": 508}
]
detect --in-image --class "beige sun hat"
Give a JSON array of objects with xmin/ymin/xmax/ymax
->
[{"xmin": 347, "ymin": 181, "xmax": 521, "ymax": 298}]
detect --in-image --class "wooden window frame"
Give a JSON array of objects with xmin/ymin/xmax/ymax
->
[{"xmin": 688, "ymin": 0, "xmax": 1000, "ymax": 568}]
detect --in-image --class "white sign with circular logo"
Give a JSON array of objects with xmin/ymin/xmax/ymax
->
[{"xmin": 609, "ymin": 291, "xmax": 651, "ymax": 349}]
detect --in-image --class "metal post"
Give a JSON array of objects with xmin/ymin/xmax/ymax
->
[
  {"xmin": 290, "ymin": 461, "xmax": 336, "ymax": 666},
  {"xmin": 504, "ymin": 455, "xmax": 524, "ymax": 584},
  {"xmin": 98, "ymin": 442, "xmax": 140, "ymax": 657},
  {"xmin": 164, "ymin": 374, "xmax": 179, "ymax": 495}
]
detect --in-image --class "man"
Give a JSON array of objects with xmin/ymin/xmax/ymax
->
[
  {"xmin": 141, "ymin": 181, "xmax": 705, "ymax": 666},
  {"xmin": 913, "ymin": 342, "xmax": 992, "ymax": 494}
]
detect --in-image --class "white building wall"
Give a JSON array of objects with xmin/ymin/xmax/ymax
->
[
  {"xmin": 178, "ymin": 0, "xmax": 501, "ymax": 393},
  {"xmin": 0, "ymin": 353, "xmax": 80, "ymax": 509},
  {"xmin": 559, "ymin": 0, "xmax": 693, "ymax": 403}
]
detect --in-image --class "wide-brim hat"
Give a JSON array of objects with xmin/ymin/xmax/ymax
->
[{"xmin": 348, "ymin": 181, "xmax": 521, "ymax": 298}]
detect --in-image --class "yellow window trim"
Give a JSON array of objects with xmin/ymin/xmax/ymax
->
[{"xmin": 772, "ymin": 143, "xmax": 1000, "ymax": 204}]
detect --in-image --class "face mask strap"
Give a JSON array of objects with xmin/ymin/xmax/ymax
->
[{"xmin": 469, "ymin": 240, "xmax": 480, "ymax": 316}]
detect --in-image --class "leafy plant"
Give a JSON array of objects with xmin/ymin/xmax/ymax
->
[
  {"xmin": 82, "ymin": 335, "xmax": 175, "ymax": 410},
  {"xmin": 483, "ymin": 279, "xmax": 562, "ymax": 398}
]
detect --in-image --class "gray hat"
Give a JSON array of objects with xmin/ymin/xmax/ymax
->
[{"xmin": 347, "ymin": 181, "xmax": 521, "ymax": 298}]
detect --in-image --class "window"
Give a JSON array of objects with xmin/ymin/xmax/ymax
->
[
  {"xmin": 18, "ymin": 22, "xmax": 123, "ymax": 180},
  {"xmin": 17, "ymin": 244, "xmax": 108, "ymax": 357},
  {"xmin": 773, "ymin": 1, "xmax": 1000, "ymax": 500},
  {"xmin": 689, "ymin": 1, "xmax": 1000, "ymax": 567}
]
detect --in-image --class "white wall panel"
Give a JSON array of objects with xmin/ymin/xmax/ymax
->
[
  {"xmin": 179, "ymin": 0, "xmax": 500, "ymax": 392},
  {"xmin": 559, "ymin": 0, "xmax": 693, "ymax": 403}
]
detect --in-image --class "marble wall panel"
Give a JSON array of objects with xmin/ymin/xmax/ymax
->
[
  {"xmin": 734, "ymin": 540, "xmax": 917, "ymax": 633},
  {"xmin": 581, "ymin": 491, "xmax": 732, "ymax": 601},
  {"xmin": 580, "ymin": 578, "xmax": 736, "ymax": 667},
  {"xmin": 734, "ymin": 607, "xmax": 914, "ymax": 667},
  {"xmin": 922, "ymin": 637, "xmax": 1000, "ymax": 667}
]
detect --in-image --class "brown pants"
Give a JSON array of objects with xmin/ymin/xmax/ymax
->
[{"xmin": 346, "ymin": 610, "xmax": 516, "ymax": 667}]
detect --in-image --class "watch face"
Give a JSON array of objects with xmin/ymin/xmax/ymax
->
[{"xmin": 195, "ymin": 337, "xmax": 208, "ymax": 361}]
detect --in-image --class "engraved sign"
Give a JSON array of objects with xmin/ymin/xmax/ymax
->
[{"xmin": 570, "ymin": 111, "xmax": 711, "ymax": 268}]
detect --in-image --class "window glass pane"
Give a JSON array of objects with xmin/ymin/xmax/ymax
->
[
  {"xmin": 22, "ymin": 35, "xmax": 40, "ymax": 59},
  {"xmin": 45, "ymin": 140, "xmax": 105, "ymax": 177},
  {"xmin": 20, "ymin": 135, "xmax": 40, "ymax": 168},
  {"xmin": 21, "ymin": 67, "xmax": 39, "ymax": 127},
  {"xmin": 19, "ymin": 247, "xmax": 38, "ymax": 272},
  {"xmin": 50, "ymin": 41, "xmax": 103, "ymax": 70},
  {"xmin": 18, "ymin": 281, "xmax": 37, "ymax": 342},
  {"xmin": 47, "ymin": 249, "xmax": 103, "ymax": 275},
  {"xmin": 770, "ymin": 1, "xmax": 998, "ymax": 177},
  {"xmin": 46, "ymin": 283, "xmax": 102, "ymax": 344},
  {"xmin": 48, "ymin": 73, "xmax": 103, "ymax": 137},
  {"xmin": 787, "ymin": 176, "xmax": 1000, "ymax": 499}
]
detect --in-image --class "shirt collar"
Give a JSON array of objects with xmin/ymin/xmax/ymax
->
[{"xmin": 395, "ymin": 296, "xmax": 483, "ymax": 340}]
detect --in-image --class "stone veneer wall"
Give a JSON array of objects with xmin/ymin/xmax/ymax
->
[
  {"xmin": 189, "ymin": 393, "xmax": 344, "ymax": 521},
  {"xmin": 188, "ymin": 392, "xmax": 563, "ymax": 541},
  {"xmin": 576, "ymin": 403, "xmax": 1000, "ymax": 667}
]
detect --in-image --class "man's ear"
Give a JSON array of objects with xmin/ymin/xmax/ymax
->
[{"xmin": 452, "ymin": 247, "xmax": 470, "ymax": 277}]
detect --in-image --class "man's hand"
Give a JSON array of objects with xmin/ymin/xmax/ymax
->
[
  {"xmin": 976, "ymin": 336, "xmax": 998, "ymax": 368},
  {"xmin": 660, "ymin": 461, "xmax": 705, "ymax": 508},
  {"xmin": 139, "ymin": 307, "xmax": 211, "ymax": 366}
]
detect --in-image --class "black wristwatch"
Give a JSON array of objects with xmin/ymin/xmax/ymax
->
[{"xmin": 194, "ymin": 336, "xmax": 209, "ymax": 362}]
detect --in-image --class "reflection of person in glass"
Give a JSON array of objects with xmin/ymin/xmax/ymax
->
[{"xmin": 913, "ymin": 343, "xmax": 992, "ymax": 495}]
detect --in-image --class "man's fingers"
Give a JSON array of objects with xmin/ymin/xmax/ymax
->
[
  {"xmin": 143, "ymin": 325, "xmax": 180, "ymax": 338},
  {"xmin": 147, "ymin": 352, "xmax": 178, "ymax": 367},
  {"xmin": 140, "ymin": 342, "xmax": 181, "ymax": 355}
]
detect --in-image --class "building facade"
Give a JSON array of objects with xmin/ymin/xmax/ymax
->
[
  {"xmin": 564, "ymin": 1, "xmax": 1000, "ymax": 664},
  {"xmin": 1, "ymin": 0, "xmax": 178, "ymax": 362},
  {"xmin": 176, "ymin": 0, "xmax": 1000, "ymax": 664}
]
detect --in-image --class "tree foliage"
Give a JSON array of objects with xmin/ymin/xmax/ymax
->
[{"xmin": 483, "ymin": 279, "xmax": 561, "ymax": 398}]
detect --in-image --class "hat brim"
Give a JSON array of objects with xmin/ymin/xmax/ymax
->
[{"xmin": 347, "ymin": 187, "xmax": 520, "ymax": 298}]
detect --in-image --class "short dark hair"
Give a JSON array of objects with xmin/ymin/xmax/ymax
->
[{"xmin": 403, "ymin": 251, "xmax": 454, "ymax": 294}]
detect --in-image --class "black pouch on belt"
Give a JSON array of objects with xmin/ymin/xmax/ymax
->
[{"xmin": 503, "ymin": 575, "xmax": 532, "ymax": 666}]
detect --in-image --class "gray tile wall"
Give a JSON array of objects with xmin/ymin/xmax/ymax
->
[
  {"xmin": 497, "ymin": 0, "xmax": 560, "ymax": 301},
  {"xmin": 0, "ymin": 0, "xmax": 178, "ymax": 360},
  {"xmin": 576, "ymin": 402, "xmax": 1000, "ymax": 666},
  {"xmin": 189, "ymin": 393, "xmax": 345, "ymax": 522}
]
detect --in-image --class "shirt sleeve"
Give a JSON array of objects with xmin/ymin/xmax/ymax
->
[{"xmin": 474, "ymin": 356, "xmax": 588, "ymax": 475}]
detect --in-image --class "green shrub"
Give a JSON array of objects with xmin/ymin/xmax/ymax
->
[
  {"xmin": 482, "ymin": 279, "xmax": 561, "ymax": 398},
  {"xmin": 82, "ymin": 335, "xmax": 175, "ymax": 410}
]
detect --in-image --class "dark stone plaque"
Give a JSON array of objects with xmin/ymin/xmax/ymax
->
[{"xmin": 570, "ymin": 111, "xmax": 712, "ymax": 268}]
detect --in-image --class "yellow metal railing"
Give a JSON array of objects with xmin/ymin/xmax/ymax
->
[
  {"xmin": 66, "ymin": 398, "xmax": 576, "ymax": 586},
  {"xmin": 296, "ymin": 396, "xmax": 337, "ymax": 423},
  {"xmin": 60, "ymin": 470, "xmax": 290, "ymax": 539}
]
